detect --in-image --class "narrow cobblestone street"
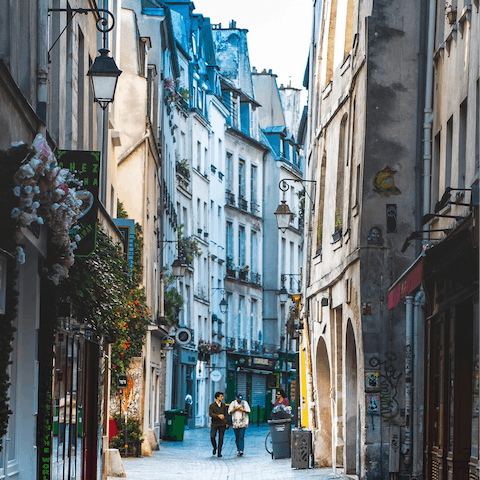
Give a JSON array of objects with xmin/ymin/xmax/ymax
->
[{"xmin": 121, "ymin": 425, "xmax": 341, "ymax": 479}]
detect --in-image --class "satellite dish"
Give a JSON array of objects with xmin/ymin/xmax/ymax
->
[
  {"xmin": 210, "ymin": 370, "xmax": 222, "ymax": 382},
  {"xmin": 175, "ymin": 327, "xmax": 192, "ymax": 345}
]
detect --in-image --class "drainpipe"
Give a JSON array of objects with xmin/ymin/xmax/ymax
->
[
  {"xmin": 412, "ymin": 290, "xmax": 425, "ymax": 479},
  {"xmin": 403, "ymin": 296, "xmax": 414, "ymax": 466},
  {"xmin": 423, "ymin": 0, "xmax": 436, "ymax": 217}
]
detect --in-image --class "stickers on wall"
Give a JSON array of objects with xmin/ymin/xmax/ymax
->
[{"xmin": 373, "ymin": 165, "xmax": 401, "ymax": 197}]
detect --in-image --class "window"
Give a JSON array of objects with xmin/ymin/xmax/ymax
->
[
  {"xmin": 239, "ymin": 296, "xmax": 245, "ymax": 338},
  {"xmin": 250, "ymin": 231, "xmax": 258, "ymax": 273},
  {"xmin": 147, "ymin": 65, "xmax": 156, "ymax": 123},
  {"xmin": 336, "ymin": 114, "xmax": 348, "ymax": 230},
  {"xmin": 197, "ymin": 198, "xmax": 201, "ymax": 232},
  {"xmin": 204, "ymin": 147, "xmax": 208, "ymax": 174},
  {"xmin": 240, "ymin": 102, "xmax": 250, "ymax": 135},
  {"xmin": 218, "ymin": 139, "xmax": 223, "ymax": 171},
  {"xmin": 458, "ymin": 98, "xmax": 467, "ymax": 190},
  {"xmin": 446, "ymin": 116, "xmax": 453, "ymax": 191},
  {"xmin": 197, "ymin": 141, "xmax": 202, "ymax": 171},
  {"xmin": 251, "ymin": 165, "xmax": 258, "ymax": 205},
  {"xmin": 432, "ymin": 132, "xmax": 441, "ymax": 211},
  {"xmin": 239, "ymin": 226, "xmax": 246, "ymax": 267},
  {"xmin": 203, "ymin": 202, "xmax": 207, "ymax": 232},
  {"xmin": 317, "ymin": 155, "xmax": 327, "ymax": 252},
  {"xmin": 226, "ymin": 152, "xmax": 233, "ymax": 192},
  {"xmin": 226, "ymin": 221, "xmax": 234, "ymax": 260},
  {"xmin": 238, "ymin": 159, "xmax": 246, "ymax": 198}
]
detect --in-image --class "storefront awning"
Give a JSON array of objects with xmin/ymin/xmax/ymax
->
[{"xmin": 388, "ymin": 258, "xmax": 423, "ymax": 310}]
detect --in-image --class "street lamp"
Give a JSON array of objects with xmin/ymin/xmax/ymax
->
[
  {"xmin": 213, "ymin": 287, "xmax": 229, "ymax": 313},
  {"xmin": 274, "ymin": 200, "xmax": 294, "ymax": 233},
  {"xmin": 87, "ymin": 49, "xmax": 122, "ymax": 110},
  {"xmin": 219, "ymin": 297, "xmax": 228, "ymax": 314},
  {"xmin": 274, "ymin": 179, "xmax": 317, "ymax": 233},
  {"xmin": 171, "ymin": 257, "xmax": 188, "ymax": 278},
  {"xmin": 278, "ymin": 285, "xmax": 288, "ymax": 305}
]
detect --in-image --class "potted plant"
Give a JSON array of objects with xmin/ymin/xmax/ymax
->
[
  {"xmin": 332, "ymin": 210, "xmax": 342, "ymax": 243},
  {"xmin": 445, "ymin": 2, "xmax": 457, "ymax": 24},
  {"xmin": 239, "ymin": 265, "xmax": 249, "ymax": 281}
]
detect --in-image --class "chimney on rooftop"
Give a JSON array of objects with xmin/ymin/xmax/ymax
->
[{"xmin": 229, "ymin": 20, "xmax": 236, "ymax": 29}]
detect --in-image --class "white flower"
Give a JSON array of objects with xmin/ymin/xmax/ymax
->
[
  {"xmin": 75, "ymin": 234, "xmax": 81, "ymax": 242},
  {"xmin": 13, "ymin": 186, "xmax": 21, "ymax": 196},
  {"xmin": 11, "ymin": 207, "xmax": 21, "ymax": 218},
  {"xmin": 24, "ymin": 185, "xmax": 33, "ymax": 194},
  {"xmin": 70, "ymin": 242, "xmax": 78, "ymax": 250},
  {"xmin": 51, "ymin": 203, "xmax": 60, "ymax": 210},
  {"xmin": 32, "ymin": 201, "xmax": 40, "ymax": 209},
  {"xmin": 11, "ymin": 141, "xmax": 26, "ymax": 147},
  {"xmin": 33, "ymin": 186, "xmax": 40, "ymax": 194},
  {"xmin": 23, "ymin": 198, "xmax": 33, "ymax": 207},
  {"xmin": 36, "ymin": 217, "xmax": 44, "ymax": 225}
]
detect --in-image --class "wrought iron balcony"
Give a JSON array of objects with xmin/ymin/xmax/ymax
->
[{"xmin": 226, "ymin": 191, "xmax": 235, "ymax": 206}]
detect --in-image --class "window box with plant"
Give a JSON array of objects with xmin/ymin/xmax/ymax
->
[
  {"xmin": 175, "ymin": 159, "xmax": 190, "ymax": 180},
  {"xmin": 177, "ymin": 224, "xmax": 201, "ymax": 264},
  {"xmin": 198, "ymin": 339, "xmax": 222, "ymax": 360},
  {"xmin": 226, "ymin": 255, "xmax": 236, "ymax": 277},
  {"xmin": 445, "ymin": 2, "xmax": 457, "ymax": 24},
  {"xmin": 239, "ymin": 265, "xmax": 249, "ymax": 281},
  {"xmin": 332, "ymin": 210, "xmax": 342, "ymax": 243}
]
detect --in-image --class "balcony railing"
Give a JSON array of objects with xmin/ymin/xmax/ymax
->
[
  {"xmin": 252, "ymin": 340, "xmax": 261, "ymax": 353},
  {"xmin": 226, "ymin": 337, "xmax": 236, "ymax": 350},
  {"xmin": 251, "ymin": 202, "xmax": 260, "ymax": 216},
  {"xmin": 239, "ymin": 338, "xmax": 248, "ymax": 351},
  {"xmin": 238, "ymin": 196, "xmax": 248, "ymax": 211},
  {"xmin": 226, "ymin": 191, "xmax": 235, "ymax": 207},
  {"xmin": 251, "ymin": 272, "xmax": 261, "ymax": 286}
]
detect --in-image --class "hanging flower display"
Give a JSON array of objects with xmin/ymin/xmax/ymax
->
[
  {"xmin": 198, "ymin": 340, "xmax": 222, "ymax": 355},
  {"xmin": 164, "ymin": 77, "xmax": 180, "ymax": 104},
  {"xmin": 10, "ymin": 134, "xmax": 83, "ymax": 284}
]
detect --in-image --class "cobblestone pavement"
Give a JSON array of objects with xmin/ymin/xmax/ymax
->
[{"xmin": 121, "ymin": 424, "xmax": 343, "ymax": 480}]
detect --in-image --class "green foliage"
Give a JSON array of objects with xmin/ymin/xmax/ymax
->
[
  {"xmin": 0, "ymin": 145, "xmax": 24, "ymax": 445},
  {"xmin": 110, "ymin": 413, "xmax": 144, "ymax": 454},
  {"xmin": 163, "ymin": 273, "xmax": 184, "ymax": 326},
  {"xmin": 334, "ymin": 209, "xmax": 342, "ymax": 231},
  {"xmin": 116, "ymin": 200, "xmax": 128, "ymax": 219},
  {"xmin": 60, "ymin": 223, "xmax": 151, "ymax": 388},
  {"xmin": 177, "ymin": 224, "xmax": 201, "ymax": 264}
]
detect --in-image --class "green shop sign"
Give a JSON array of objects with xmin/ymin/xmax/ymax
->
[{"xmin": 57, "ymin": 150, "xmax": 100, "ymax": 257}]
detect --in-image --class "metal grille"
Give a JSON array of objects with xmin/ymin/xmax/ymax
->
[
  {"xmin": 432, "ymin": 458, "xmax": 439, "ymax": 480},
  {"xmin": 226, "ymin": 191, "xmax": 235, "ymax": 206}
]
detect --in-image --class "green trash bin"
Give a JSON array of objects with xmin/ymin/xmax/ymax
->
[{"xmin": 164, "ymin": 409, "xmax": 186, "ymax": 441}]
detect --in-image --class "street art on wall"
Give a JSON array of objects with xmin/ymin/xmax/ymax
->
[
  {"xmin": 373, "ymin": 165, "xmax": 401, "ymax": 197},
  {"xmin": 369, "ymin": 353, "xmax": 402, "ymax": 422},
  {"xmin": 367, "ymin": 226, "xmax": 385, "ymax": 246},
  {"xmin": 365, "ymin": 371, "xmax": 380, "ymax": 391}
]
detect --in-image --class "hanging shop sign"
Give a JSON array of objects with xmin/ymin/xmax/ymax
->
[{"xmin": 57, "ymin": 150, "xmax": 100, "ymax": 257}]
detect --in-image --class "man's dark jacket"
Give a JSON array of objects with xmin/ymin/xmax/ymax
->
[{"xmin": 209, "ymin": 401, "xmax": 228, "ymax": 426}]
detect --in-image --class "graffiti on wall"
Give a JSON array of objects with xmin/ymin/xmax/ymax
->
[{"xmin": 369, "ymin": 352, "xmax": 402, "ymax": 421}]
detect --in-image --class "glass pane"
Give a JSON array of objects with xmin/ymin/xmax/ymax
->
[{"xmin": 472, "ymin": 303, "xmax": 479, "ymax": 458}]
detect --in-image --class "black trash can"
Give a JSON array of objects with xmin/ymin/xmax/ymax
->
[
  {"xmin": 268, "ymin": 418, "xmax": 291, "ymax": 459},
  {"xmin": 291, "ymin": 428, "xmax": 312, "ymax": 469},
  {"xmin": 164, "ymin": 409, "xmax": 186, "ymax": 441}
]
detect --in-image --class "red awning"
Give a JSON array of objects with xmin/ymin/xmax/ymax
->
[{"xmin": 388, "ymin": 259, "xmax": 423, "ymax": 310}]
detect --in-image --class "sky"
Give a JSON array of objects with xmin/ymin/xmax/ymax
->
[{"xmin": 193, "ymin": 0, "xmax": 312, "ymax": 92}]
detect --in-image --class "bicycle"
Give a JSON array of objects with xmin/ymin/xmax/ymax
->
[{"xmin": 265, "ymin": 430, "xmax": 274, "ymax": 458}]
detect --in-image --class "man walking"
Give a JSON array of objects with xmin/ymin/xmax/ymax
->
[
  {"xmin": 228, "ymin": 393, "xmax": 251, "ymax": 456},
  {"xmin": 209, "ymin": 391, "xmax": 228, "ymax": 457}
]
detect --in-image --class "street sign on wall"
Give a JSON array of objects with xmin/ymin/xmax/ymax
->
[{"xmin": 57, "ymin": 150, "xmax": 100, "ymax": 257}]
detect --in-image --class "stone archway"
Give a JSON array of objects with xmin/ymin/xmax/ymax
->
[
  {"xmin": 345, "ymin": 319, "xmax": 358, "ymax": 475},
  {"xmin": 315, "ymin": 337, "xmax": 332, "ymax": 467}
]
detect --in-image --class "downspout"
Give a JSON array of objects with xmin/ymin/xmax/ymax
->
[
  {"xmin": 415, "ymin": 0, "xmax": 429, "ymax": 256},
  {"xmin": 412, "ymin": 290, "xmax": 425, "ymax": 480},
  {"xmin": 403, "ymin": 296, "xmax": 414, "ymax": 466},
  {"xmin": 423, "ymin": 0, "xmax": 436, "ymax": 218}
]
